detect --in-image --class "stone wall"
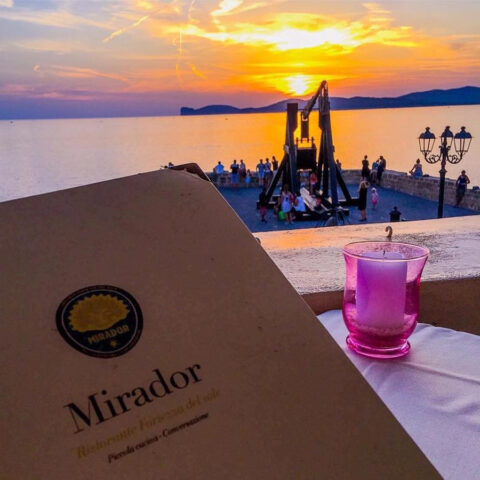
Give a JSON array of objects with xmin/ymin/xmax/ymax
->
[
  {"xmin": 340, "ymin": 169, "xmax": 480, "ymax": 211},
  {"xmin": 208, "ymin": 172, "xmax": 260, "ymax": 187}
]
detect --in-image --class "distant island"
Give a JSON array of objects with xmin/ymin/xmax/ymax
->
[{"xmin": 180, "ymin": 86, "xmax": 480, "ymax": 116}]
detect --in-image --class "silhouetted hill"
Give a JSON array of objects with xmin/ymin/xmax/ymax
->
[
  {"xmin": 180, "ymin": 86, "xmax": 480, "ymax": 115},
  {"xmin": 180, "ymin": 99, "xmax": 308, "ymax": 116}
]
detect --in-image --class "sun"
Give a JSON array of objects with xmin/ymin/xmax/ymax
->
[
  {"xmin": 285, "ymin": 75, "xmax": 314, "ymax": 95},
  {"xmin": 278, "ymin": 74, "xmax": 317, "ymax": 95},
  {"xmin": 259, "ymin": 74, "xmax": 318, "ymax": 97}
]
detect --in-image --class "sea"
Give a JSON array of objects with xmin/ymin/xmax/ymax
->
[{"xmin": 0, "ymin": 104, "xmax": 478, "ymax": 202}]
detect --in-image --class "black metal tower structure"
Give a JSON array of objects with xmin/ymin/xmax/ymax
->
[{"xmin": 264, "ymin": 80, "xmax": 357, "ymax": 215}]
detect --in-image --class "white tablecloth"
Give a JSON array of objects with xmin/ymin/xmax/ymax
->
[{"xmin": 318, "ymin": 310, "xmax": 480, "ymax": 480}]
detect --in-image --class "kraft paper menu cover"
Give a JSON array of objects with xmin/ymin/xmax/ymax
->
[{"xmin": 0, "ymin": 168, "xmax": 439, "ymax": 479}]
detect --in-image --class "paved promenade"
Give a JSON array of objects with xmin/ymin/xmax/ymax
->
[{"xmin": 219, "ymin": 184, "xmax": 478, "ymax": 233}]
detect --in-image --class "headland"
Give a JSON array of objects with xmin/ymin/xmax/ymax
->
[{"xmin": 181, "ymin": 86, "xmax": 480, "ymax": 116}]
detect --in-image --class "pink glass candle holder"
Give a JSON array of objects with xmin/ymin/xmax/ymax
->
[{"xmin": 342, "ymin": 241, "xmax": 429, "ymax": 359}]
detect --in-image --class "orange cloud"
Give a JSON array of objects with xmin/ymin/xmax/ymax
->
[
  {"xmin": 6, "ymin": 0, "xmax": 477, "ymax": 105},
  {"xmin": 176, "ymin": 4, "xmax": 419, "ymax": 53},
  {"xmin": 144, "ymin": 1, "xmax": 425, "ymax": 96}
]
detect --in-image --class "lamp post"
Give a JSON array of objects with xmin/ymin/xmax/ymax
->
[{"xmin": 418, "ymin": 126, "xmax": 472, "ymax": 218}]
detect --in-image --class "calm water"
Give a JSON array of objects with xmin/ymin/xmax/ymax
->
[{"xmin": 0, "ymin": 105, "xmax": 478, "ymax": 201}]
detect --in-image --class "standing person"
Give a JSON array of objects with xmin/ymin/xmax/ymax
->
[
  {"xmin": 358, "ymin": 180, "xmax": 369, "ymax": 222},
  {"xmin": 245, "ymin": 169, "xmax": 252, "ymax": 188},
  {"xmin": 258, "ymin": 187, "xmax": 268, "ymax": 223},
  {"xmin": 239, "ymin": 159, "xmax": 247, "ymax": 182},
  {"xmin": 272, "ymin": 156, "xmax": 279, "ymax": 176},
  {"xmin": 264, "ymin": 158, "xmax": 272, "ymax": 188},
  {"xmin": 256, "ymin": 159, "xmax": 265, "ymax": 187},
  {"xmin": 370, "ymin": 159, "xmax": 378, "ymax": 184},
  {"xmin": 455, "ymin": 170, "xmax": 471, "ymax": 207},
  {"xmin": 361, "ymin": 155, "xmax": 370, "ymax": 180},
  {"xmin": 409, "ymin": 159, "xmax": 423, "ymax": 178},
  {"xmin": 280, "ymin": 184, "xmax": 294, "ymax": 225},
  {"xmin": 335, "ymin": 159, "xmax": 342, "ymax": 173},
  {"xmin": 230, "ymin": 159, "xmax": 239, "ymax": 186},
  {"xmin": 214, "ymin": 161, "xmax": 224, "ymax": 183},
  {"xmin": 215, "ymin": 161, "xmax": 224, "ymax": 175},
  {"xmin": 371, "ymin": 187, "xmax": 379, "ymax": 210},
  {"xmin": 377, "ymin": 155, "xmax": 386, "ymax": 183}
]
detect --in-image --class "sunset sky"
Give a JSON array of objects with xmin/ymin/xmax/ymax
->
[{"xmin": 1, "ymin": 0, "xmax": 479, "ymax": 118}]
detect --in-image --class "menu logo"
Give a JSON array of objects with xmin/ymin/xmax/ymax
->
[{"xmin": 56, "ymin": 285, "xmax": 143, "ymax": 358}]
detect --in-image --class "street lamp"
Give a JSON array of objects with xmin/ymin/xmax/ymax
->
[{"xmin": 418, "ymin": 125, "xmax": 472, "ymax": 218}]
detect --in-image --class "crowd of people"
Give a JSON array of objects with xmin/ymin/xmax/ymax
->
[
  {"xmin": 258, "ymin": 183, "xmax": 307, "ymax": 225},
  {"xmin": 360, "ymin": 155, "xmax": 387, "ymax": 185},
  {"xmin": 213, "ymin": 156, "xmax": 280, "ymax": 189},
  {"xmin": 357, "ymin": 154, "xmax": 407, "ymax": 223},
  {"xmin": 212, "ymin": 153, "xmax": 473, "ymax": 224},
  {"xmin": 357, "ymin": 178, "xmax": 404, "ymax": 223},
  {"xmin": 357, "ymin": 155, "xmax": 388, "ymax": 222}
]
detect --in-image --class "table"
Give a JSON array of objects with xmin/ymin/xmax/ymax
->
[{"xmin": 318, "ymin": 310, "xmax": 480, "ymax": 480}]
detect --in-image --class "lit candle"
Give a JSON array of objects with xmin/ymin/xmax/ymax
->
[{"xmin": 356, "ymin": 251, "xmax": 407, "ymax": 330}]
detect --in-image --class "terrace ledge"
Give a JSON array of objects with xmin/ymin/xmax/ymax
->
[{"xmin": 258, "ymin": 216, "xmax": 480, "ymax": 335}]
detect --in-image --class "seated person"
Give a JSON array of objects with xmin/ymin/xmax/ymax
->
[
  {"xmin": 293, "ymin": 192, "xmax": 307, "ymax": 218},
  {"xmin": 389, "ymin": 206, "xmax": 401, "ymax": 222},
  {"xmin": 299, "ymin": 170, "xmax": 310, "ymax": 188},
  {"xmin": 409, "ymin": 159, "xmax": 423, "ymax": 178}
]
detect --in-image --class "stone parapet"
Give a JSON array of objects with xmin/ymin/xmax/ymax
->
[
  {"xmin": 207, "ymin": 172, "xmax": 259, "ymax": 187},
  {"xmin": 342, "ymin": 169, "xmax": 480, "ymax": 211},
  {"xmin": 257, "ymin": 216, "xmax": 480, "ymax": 335}
]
